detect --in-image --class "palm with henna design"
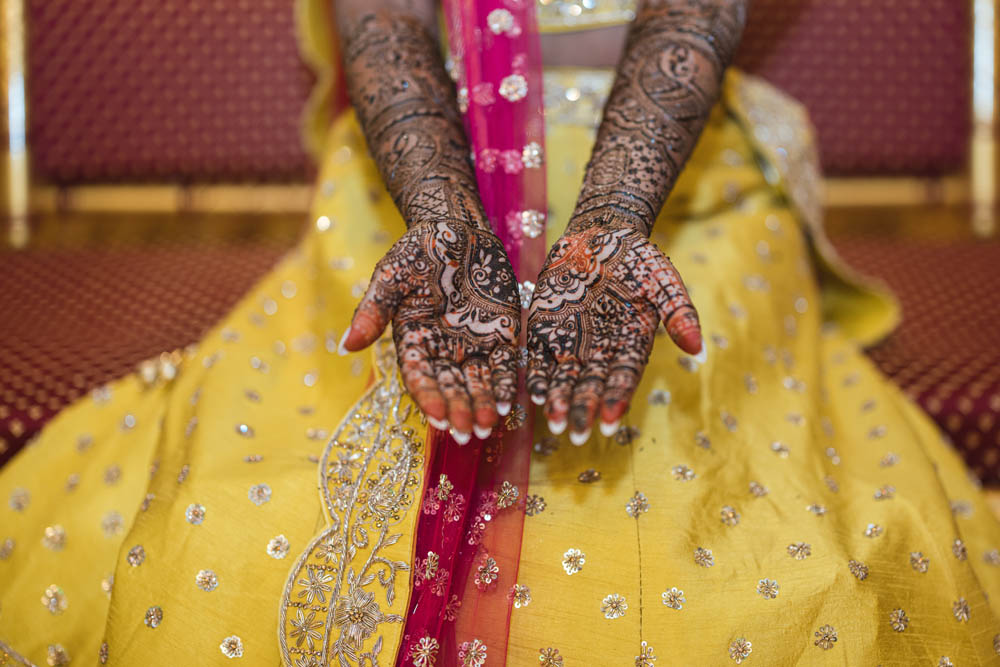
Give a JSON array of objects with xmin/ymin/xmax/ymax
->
[
  {"xmin": 526, "ymin": 221, "xmax": 701, "ymax": 444},
  {"xmin": 341, "ymin": 220, "xmax": 521, "ymax": 443}
]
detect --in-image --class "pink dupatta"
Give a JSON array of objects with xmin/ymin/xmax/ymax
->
[{"xmin": 396, "ymin": 1, "xmax": 547, "ymax": 665}]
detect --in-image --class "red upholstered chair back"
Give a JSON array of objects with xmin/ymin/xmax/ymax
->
[
  {"xmin": 27, "ymin": 0, "xmax": 315, "ymax": 184},
  {"xmin": 26, "ymin": 0, "xmax": 972, "ymax": 182},
  {"xmin": 735, "ymin": 0, "xmax": 972, "ymax": 176}
]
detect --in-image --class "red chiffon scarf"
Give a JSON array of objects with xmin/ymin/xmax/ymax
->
[{"xmin": 396, "ymin": 1, "xmax": 547, "ymax": 665}]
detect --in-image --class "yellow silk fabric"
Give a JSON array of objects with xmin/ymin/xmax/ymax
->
[{"xmin": 1, "ymin": 68, "xmax": 999, "ymax": 667}]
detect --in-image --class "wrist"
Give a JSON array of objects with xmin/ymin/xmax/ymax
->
[{"xmin": 566, "ymin": 197, "xmax": 654, "ymax": 238}]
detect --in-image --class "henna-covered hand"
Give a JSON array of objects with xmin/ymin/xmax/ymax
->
[
  {"xmin": 527, "ymin": 0, "xmax": 746, "ymax": 443},
  {"xmin": 336, "ymin": 10, "xmax": 521, "ymax": 442},
  {"xmin": 342, "ymin": 221, "xmax": 520, "ymax": 443},
  {"xmin": 527, "ymin": 222, "xmax": 700, "ymax": 444}
]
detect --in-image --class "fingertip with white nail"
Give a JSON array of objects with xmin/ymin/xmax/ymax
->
[
  {"xmin": 569, "ymin": 428, "xmax": 591, "ymax": 446},
  {"xmin": 693, "ymin": 346, "xmax": 707, "ymax": 364},
  {"xmin": 530, "ymin": 394, "xmax": 546, "ymax": 406},
  {"xmin": 599, "ymin": 420, "xmax": 620, "ymax": 438},
  {"xmin": 548, "ymin": 419, "xmax": 567, "ymax": 436},
  {"xmin": 473, "ymin": 424, "xmax": 492, "ymax": 440},
  {"xmin": 428, "ymin": 416, "xmax": 449, "ymax": 431},
  {"xmin": 337, "ymin": 326, "xmax": 352, "ymax": 356},
  {"xmin": 496, "ymin": 402, "xmax": 511, "ymax": 416},
  {"xmin": 450, "ymin": 429, "xmax": 471, "ymax": 445}
]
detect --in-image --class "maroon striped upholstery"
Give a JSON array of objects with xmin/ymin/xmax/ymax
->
[
  {"xmin": 26, "ymin": 1, "xmax": 971, "ymax": 182},
  {"xmin": 28, "ymin": 0, "xmax": 315, "ymax": 183}
]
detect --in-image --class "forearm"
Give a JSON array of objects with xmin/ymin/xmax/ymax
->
[
  {"xmin": 569, "ymin": 0, "xmax": 747, "ymax": 237},
  {"xmin": 337, "ymin": 7, "xmax": 490, "ymax": 231}
]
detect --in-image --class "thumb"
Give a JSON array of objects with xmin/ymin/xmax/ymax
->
[
  {"xmin": 339, "ymin": 259, "xmax": 407, "ymax": 354},
  {"xmin": 641, "ymin": 249, "xmax": 703, "ymax": 356}
]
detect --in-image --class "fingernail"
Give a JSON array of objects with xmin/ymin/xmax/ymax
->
[
  {"xmin": 473, "ymin": 424, "xmax": 492, "ymax": 439},
  {"xmin": 548, "ymin": 419, "xmax": 566, "ymax": 436},
  {"xmin": 450, "ymin": 429, "xmax": 471, "ymax": 445},
  {"xmin": 496, "ymin": 402, "xmax": 511, "ymax": 416},
  {"xmin": 570, "ymin": 428, "xmax": 592, "ymax": 446},
  {"xmin": 530, "ymin": 394, "xmax": 546, "ymax": 406},
  {"xmin": 694, "ymin": 346, "xmax": 707, "ymax": 364},
  {"xmin": 337, "ymin": 326, "xmax": 352, "ymax": 356},
  {"xmin": 428, "ymin": 416, "xmax": 449, "ymax": 431},
  {"xmin": 599, "ymin": 420, "xmax": 620, "ymax": 438}
]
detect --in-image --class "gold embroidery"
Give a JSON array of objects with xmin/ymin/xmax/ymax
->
[
  {"xmin": 537, "ymin": 0, "xmax": 636, "ymax": 32},
  {"xmin": 279, "ymin": 339, "xmax": 424, "ymax": 667}
]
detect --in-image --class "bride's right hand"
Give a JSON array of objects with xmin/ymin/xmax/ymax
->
[{"xmin": 339, "ymin": 220, "xmax": 521, "ymax": 443}]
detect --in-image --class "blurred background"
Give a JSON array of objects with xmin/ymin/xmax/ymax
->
[{"xmin": 1, "ymin": 1, "xmax": 999, "ymax": 503}]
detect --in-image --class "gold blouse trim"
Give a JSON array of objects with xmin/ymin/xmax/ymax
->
[
  {"xmin": 536, "ymin": 0, "xmax": 636, "ymax": 32},
  {"xmin": 278, "ymin": 338, "xmax": 426, "ymax": 667}
]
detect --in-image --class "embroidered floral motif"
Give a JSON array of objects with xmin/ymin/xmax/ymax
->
[
  {"xmin": 144, "ymin": 605, "xmax": 164, "ymax": 628},
  {"xmin": 248, "ymin": 484, "xmax": 272, "ymax": 506},
  {"xmin": 720, "ymin": 505, "xmax": 740, "ymax": 526},
  {"xmin": 525, "ymin": 494, "xmax": 547, "ymax": 516},
  {"xmin": 695, "ymin": 431, "xmax": 711, "ymax": 449},
  {"xmin": 626, "ymin": 492, "xmax": 650, "ymax": 518},
  {"xmin": 101, "ymin": 511, "xmax": 124, "ymax": 537},
  {"xmin": 953, "ymin": 539, "xmax": 968, "ymax": 561},
  {"xmin": 787, "ymin": 542, "xmax": 811, "ymax": 560},
  {"xmin": 601, "ymin": 593, "xmax": 628, "ymax": 619},
  {"xmin": 873, "ymin": 485, "xmax": 895, "ymax": 500},
  {"xmin": 813, "ymin": 625, "xmax": 837, "ymax": 650},
  {"xmin": 220, "ymin": 635, "xmax": 244, "ymax": 659},
  {"xmin": 185, "ymin": 503, "xmax": 206, "ymax": 525},
  {"xmin": 474, "ymin": 555, "xmax": 500, "ymax": 590},
  {"xmin": 563, "ymin": 548, "xmax": 586, "ymax": 575},
  {"xmin": 694, "ymin": 547, "xmax": 715, "ymax": 567},
  {"xmin": 910, "ymin": 552, "xmax": 930, "ymax": 573},
  {"xmin": 672, "ymin": 465, "xmax": 696, "ymax": 481},
  {"xmin": 539, "ymin": 647, "xmax": 564, "ymax": 666},
  {"xmin": 578, "ymin": 469, "xmax": 602, "ymax": 483},
  {"xmin": 99, "ymin": 642, "xmax": 108, "ymax": 663},
  {"xmin": 756, "ymin": 579, "xmax": 779, "ymax": 599},
  {"xmin": 615, "ymin": 425, "xmax": 641, "ymax": 445},
  {"xmin": 749, "ymin": 481, "xmax": 768, "ymax": 497},
  {"xmin": 889, "ymin": 608, "xmax": 909, "ymax": 632},
  {"xmin": 864, "ymin": 523, "xmax": 884, "ymax": 538},
  {"xmin": 522, "ymin": 142, "xmax": 543, "ymax": 169},
  {"xmin": 648, "ymin": 389, "xmax": 670, "ymax": 405},
  {"xmin": 848, "ymin": 559, "xmax": 869, "ymax": 581},
  {"xmin": 267, "ymin": 535, "xmax": 290, "ymax": 559},
  {"xmin": 196, "ymin": 569, "xmax": 219, "ymax": 592},
  {"xmin": 728, "ymin": 637, "xmax": 752, "ymax": 664},
  {"xmin": 486, "ymin": 8, "xmax": 514, "ymax": 35},
  {"xmin": 444, "ymin": 595, "xmax": 461, "ymax": 621},
  {"xmin": 411, "ymin": 636, "xmax": 439, "ymax": 667},
  {"xmin": 511, "ymin": 584, "xmax": 532, "ymax": 608},
  {"xmin": 635, "ymin": 641, "xmax": 656, "ymax": 666},
  {"xmin": 662, "ymin": 587, "xmax": 685, "ymax": 610},
  {"xmin": 806, "ymin": 504, "xmax": 826, "ymax": 516},
  {"xmin": 297, "ymin": 566, "xmax": 334, "ymax": 604},
  {"xmin": 41, "ymin": 584, "xmax": 68, "ymax": 614},
  {"xmin": 289, "ymin": 609, "xmax": 323, "ymax": 650},
  {"xmin": 497, "ymin": 481, "xmax": 519, "ymax": 509},
  {"xmin": 333, "ymin": 587, "xmax": 392, "ymax": 646},
  {"xmin": 0, "ymin": 537, "xmax": 14, "ymax": 560},
  {"xmin": 47, "ymin": 644, "xmax": 70, "ymax": 666},
  {"xmin": 952, "ymin": 597, "xmax": 970, "ymax": 622},
  {"xmin": 770, "ymin": 441, "xmax": 790, "ymax": 457},
  {"xmin": 42, "ymin": 525, "xmax": 66, "ymax": 551},
  {"xmin": 458, "ymin": 639, "xmax": 487, "ymax": 667}
]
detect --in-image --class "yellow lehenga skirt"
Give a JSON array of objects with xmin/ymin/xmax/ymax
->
[{"xmin": 4, "ymin": 66, "xmax": 1000, "ymax": 666}]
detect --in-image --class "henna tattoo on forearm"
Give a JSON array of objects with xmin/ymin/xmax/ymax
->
[
  {"xmin": 341, "ymin": 11, "xmax": 490, "ymax": 231},
  {"xmin": 527, "ymin": 0, "xmax": 746, "ymax": 443},
  {"xmin": 570, "ymin": 0, "xmax": 747, "ymax": 237},
  {"xmin": 338, "ymin": 12, "xmax": 521, "ymax": 441}
]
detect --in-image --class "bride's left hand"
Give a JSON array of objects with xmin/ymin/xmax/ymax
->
[{"xmin": 526, "ymin": 221, "xmax": 702, "ymax": 444}]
